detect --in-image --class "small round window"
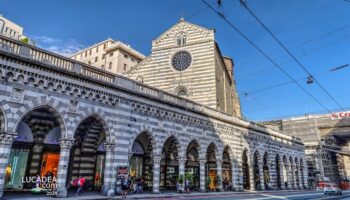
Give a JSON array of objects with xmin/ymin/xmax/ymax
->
[{"xmin": 172, "ymin": 51, "xmax": 192, "ymax": 71}]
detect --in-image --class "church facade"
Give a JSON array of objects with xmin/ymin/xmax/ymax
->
[
  {"xmin": 126, "ymin": 19, "xmax": 241, "ymax": 117},
  {"xmin": 0, "ymin": 19, "xmax": 306, "ymax": 199}
]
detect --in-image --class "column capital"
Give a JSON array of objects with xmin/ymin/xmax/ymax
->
[
  {"xmin": 59, "ymin": 139, "xmax": 74, "ymax": 149},
  {"xmin": 177, "ymin": 157, "xmax": 187, "ymax": 164},
  {"xmin": 105, "ymin": 143, "xmax": 116, "ymax": 152},
  {"xmin": 0, "ymin": 131, "xmax": 15, "ymax": 145}
]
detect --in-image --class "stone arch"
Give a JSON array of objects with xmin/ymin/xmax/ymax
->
[
  {"xmin": 68, "ymin": 114, "xmax": 109, "ymax": 191},
  {"xmin": 205, "ymin": 142, "xmax": 220, "ymax": 161},
  {"xmin": 12, "ymin": 103, "xmax": 67, "ymax": 138},
  {"xmin": 129, "ymin": 130, "xmax": 158, "ymax": 156},
  {"xmin": 162, "ymin": 133, "xmax": 182, "ymax": 158},
  {"xmin": 222, "ymin": 145, "xmax": 233, "ymax": 162},
  {"xmin": 186, "ymin": 139, "xmax": 201, "ymax": 161},
  {"xmin": 72, "ymin": 113, "xmax": 111, "ymax": 142}
]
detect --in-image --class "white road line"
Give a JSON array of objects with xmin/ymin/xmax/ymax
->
[{"xmin": 243, "ymin": 192, "xmax": 325, "ymax": 200}]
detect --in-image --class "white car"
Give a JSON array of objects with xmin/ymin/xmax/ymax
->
[{"xmin": 324, "ymin": 183, "xmax": 342, "ymax": 195}]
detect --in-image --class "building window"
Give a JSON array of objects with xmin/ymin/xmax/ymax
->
[
  {"xmin": 85, "ymin": 52, "xmax": 87, "ymax": 57},
  {"xmin": 124, "ymin": 54, "xmax": 128, "ymax": 58},
  {"xmin": 110, "ymin": 52, "xmax": 114, "ymax": 57},
  {"xmin": 102, "ymin": 54, "xmax": 105, "ymax": 59},
  {"xmin": 101, "ymin": 64, "xmax": 104, "ymax": 69},
  {"xmin": 89, "ymin": 49, "xmax": 92, "ymax": 55},
  {"xmin": 95, "ymin": 57, "xmax": 98, "ymax": 62},
  {"xmin": 176, "ymin": 35, "xmax": 186, "ymax": 46},
  {"xmin": 88, "ymin": 61, "xmax": 91, "ymax": 65},
  {"xmin": 123, "ymin": 64, "xmax": 127, "ymax": 71},
  {"xmin": 131, "ymin": 58, "xmax": 135, "ymax": 62},
  {"xmin": 109, "ymin": 62, "xmax": 112, "ymax": 69},
  {"xmin": 104, "ymin": 43, "xmax": 107, "ymax": 49}
]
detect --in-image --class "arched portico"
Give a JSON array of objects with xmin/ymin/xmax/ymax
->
[
  {"xmin": 205, "ymin": 143, "xmax": 220, "ymax": 191},
  {"xmin": 67, "ymin": 115, "xmax": 109, "ymax": 194},
  {"xmin": 262, "ymin": 152, "xmax": 271, "ymax": 190},
  {"xmin": 185, "ymin": 139, "xmax": 201, "ymax": 191},
  {"xmin": 275, "ymin": 154, "xmax": 283, "ymax": 190},
  {"xmin": 222, "ymin": 145, "xmax": 233, "ymax": 191},
  {"xmin": 4, "ymin": 105, "xmax": 65, "ymax": 196},
  {"xmin": 160, "ymin": 135, "xmax": 180, "ymax": 191},
  {"xmin": 129, "ymin": 131, "xmax": 157, "ymax": 192},
  {"xmin": 253, "ymin": 151, "xmax": 263, "ymax": 190},
  {"xmin": 242, "ymin": 149, "xmax": 250, "ymax": 190},
  {"xmin": 283, "ymin": 155, "xmax": 290, "ymax": 189}
]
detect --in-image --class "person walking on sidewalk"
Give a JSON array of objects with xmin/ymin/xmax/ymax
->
[
  {"xmin": 75, "ymin": 176, "xmax": 86, "ymax": 196},
  {"xmin": 185, "ymin": 178, "xmax": 190, "ymax": 194},
  {"xmin": 121, "ymin": 175, "xmax": 130, "ymax": 199}
]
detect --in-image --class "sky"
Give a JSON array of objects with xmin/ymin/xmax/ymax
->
[{"xmin": 1, "ymin": 0, "xmax": 349, "ymax": 121}]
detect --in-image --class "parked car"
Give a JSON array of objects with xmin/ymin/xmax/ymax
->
[{"xmin": 324, "ymin": 183, "xmax": 342, "ymax": 195}]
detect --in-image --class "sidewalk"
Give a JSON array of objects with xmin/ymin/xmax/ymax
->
[{"xmin": 3, "ymin": 189, "xmax": 311, "ymax": 200}]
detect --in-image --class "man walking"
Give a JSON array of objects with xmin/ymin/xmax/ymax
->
[{"xmin": 75, "ymin": 176, "xmax": 86, "ymax": 196}]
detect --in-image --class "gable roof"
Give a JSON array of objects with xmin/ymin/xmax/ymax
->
[{"xmin": 152, "ymin": 18, "xmax": 213, "ymax": 44}]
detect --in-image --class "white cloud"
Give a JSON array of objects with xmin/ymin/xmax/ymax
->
[{"xmin": 31, "ymin": 35, "xmax": 85, "ymax": 57}]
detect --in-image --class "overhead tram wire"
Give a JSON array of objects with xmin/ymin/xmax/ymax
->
[
  {"xmin": 200, "ymin": 0, "xmax": 331, "ymax": 113},
  {"xmin": 245, "ymin": 64, "xmax": 350, "ymax": 95},
  {"xmin": 239, "ymin": 0, "xmax": 345, "ymax": 111}
]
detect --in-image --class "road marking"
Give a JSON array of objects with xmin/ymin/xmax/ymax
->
[{"xmin": 243, "ymin": 192, "xmax": 325, "ymax": 200}]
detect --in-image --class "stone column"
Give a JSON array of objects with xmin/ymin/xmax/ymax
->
[
  {"xmin": 0, "ymin": 132, "xmax": 14, "ymax": 199},
  {"xmin": 216, "ymin": 159, "xmax": 223, "ymax": 191},
  {"xmin": 249, "ymin": 160, "xmax": 255, "ymax": 191},
  {"xmin": 297, "ymin": 164, "xmax": 303, "ymax": 189},
  {"xmin": 292, "ymin": 164, "xmax": 297, "ymax": 189},
  {"xmin": 303, "ymin": 161, "xmax": 308, "ymax": 189},
  {"xmin": 287, "ymin": 161, "xmax": 293, "ymax": 190},
  {"xmin": 199, "ymin": 159, "xmax": 206, "ymax": 192},
  {"xmin": 279, "ymin": 161, "xmax": 285, "ymax": 190},
  {"xmin": 103, "ymin": 143, "xmax": 115, "ymax": 196},
  {"xmin": 177, "ymin": 157, "xmax": 186, "ymax": 192},
  {"xmin": 152, "ymin": 156, "xmax": 162, "ymax": 193},
  {"xmin": 56, "ymin": 139, "xmax": 74, "ymax": 198},
  {"xmin": 231, "ymin": 161, "xmax": 238, "ymax": 191},
  {"xmin": 258, "ymin": 162, "xmax": 265, "ymax": 190}
]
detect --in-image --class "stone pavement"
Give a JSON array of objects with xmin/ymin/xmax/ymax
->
[{"xmin": 3, "ymin": 190, "xmax": 309, "ymax": 200}]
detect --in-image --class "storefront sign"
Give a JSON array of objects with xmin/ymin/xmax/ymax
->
[
  {"xmin": 117, "ymin": 166, "xmax": 128, "ymax": 176},
  {"xmin": 331, "ymin": 112, "xmax": 350, "ymax": 120}
]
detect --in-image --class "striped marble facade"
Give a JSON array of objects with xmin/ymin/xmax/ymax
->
[{"xmin": 0, "ymin": 32, "xmax": 307, "ymax": 199}]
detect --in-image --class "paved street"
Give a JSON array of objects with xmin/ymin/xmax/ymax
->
[
  {"xmin": 4, "ymin": 190, "xmax": 350, "ymax": 200},
  {"xmin": 158, "ymin": 191, "xmax": 350, "ymax": 200}
]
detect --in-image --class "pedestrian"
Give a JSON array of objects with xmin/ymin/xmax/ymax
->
[
  {"xmin": 75, "ymin": 176, "xmax": 86, "ymax": 196},
  {"xmin": 121, "ymin": 175, "xmax": 130, "ymax": 199},
  {"xmin": 185, "ymin": 178, "xmax": 190, "ymax": 194}
]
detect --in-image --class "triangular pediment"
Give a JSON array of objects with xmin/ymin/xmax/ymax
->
[{"xmin": 152, "ymin": 19, "xmax": 213, "ymax": 47}]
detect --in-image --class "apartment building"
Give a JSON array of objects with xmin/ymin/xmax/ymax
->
[
  {"xmin": 0, "ymin": 15, "xmax": 27, "ymax": 40},
  {"xmin": 70, "ymin": 38, "xmax": 145, "ymax": 74}
]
